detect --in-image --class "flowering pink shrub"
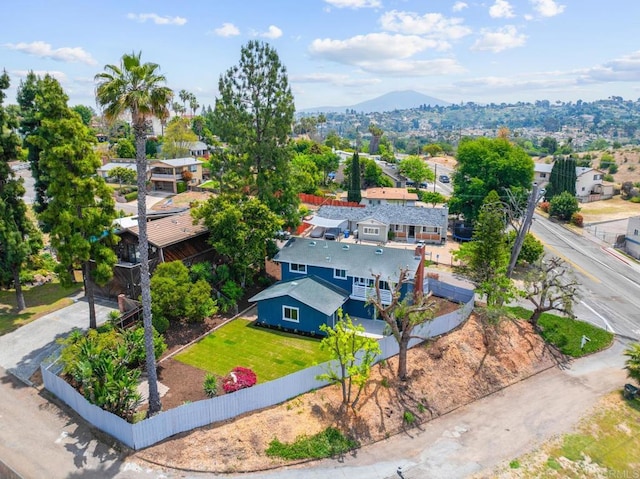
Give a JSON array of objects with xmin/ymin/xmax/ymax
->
[{"xmin": 222, "ymin": 366, "xmax": 257, "ymax": 393}]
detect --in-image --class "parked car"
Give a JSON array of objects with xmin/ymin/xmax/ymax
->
[
  {"xmin": 324, "ymin": 227, "xmax": 341, "ymax": 241},
  {"xmin": 438, "ymin": 174, "xmax": 450, "ymax": 183},
  {"xmin": 310, "ymin": 226, "xmax": 325, "ymax": 238}
]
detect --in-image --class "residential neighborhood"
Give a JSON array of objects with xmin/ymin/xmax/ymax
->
[{"xmin": 3, "ymin": 2, "xmax": 640, "ymax": 476}]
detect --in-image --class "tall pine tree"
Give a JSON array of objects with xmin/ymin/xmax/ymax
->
[
  {"xmin": 547, "ymin": 157, "xmax": 576, "ymax": 200},
  {"xmin": 347, "ymin": 151, "xmax": 361, "ymax": 203},
  {"xmin": 32, "ymin": 75, "xmax": 118, "ymax": 329},
  {"xmin": 0, "ymin": 70, "xmax": 42, "ymax": 311}
]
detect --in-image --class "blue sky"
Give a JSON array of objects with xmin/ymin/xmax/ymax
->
[{"xmin": 2, "ymin": 0, "xmax": 640, "ymax": 112}]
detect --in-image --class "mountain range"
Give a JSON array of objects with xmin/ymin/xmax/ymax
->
[{"xmin": 301, "ymin": 90, "xmax": 451, "ymax": 114}]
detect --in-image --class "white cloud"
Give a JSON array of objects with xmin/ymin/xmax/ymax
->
[
  {"xmin": 380, "ymin": 10, "xmax": 472, "ymax": 40},
  {"xmin": 530, "ymin": 0, "xmax": 565, "ymax": 17},
  {"xmin": 214, "ymin": 22, "xmax": 240, "ymax": 37},
  {"xmin": 471, "ymin": 26, "xmax": 526, "ymax": 53},
  {"xmin": 489, "ymin": 0, "xmax": 515, "ymax": 19},
  {"xmin": 310, "ymin": 33, "xmax": 447, "ymax": 64},
  {"xmin": 259, "ymin": 25, "xmax": 283, "ymax": 39},
  {"xmin": 126, "ymin": 13, "xmax": 187, "ymax": 25},
  {"xmin": 453, "ymin": 2, "xmax": 468, "ymax": 12},
  {"xmin": 12, "ymin": 69, "xmax": 68, "ymax": 83},
  {"xmin": 292, "ymin": 72, "xmax": 381, "ymax": 87},
  {"xmin": 582, "ymin": 51, "xmax": 640, "ymax": 82},
  {"xmin": 324, "ymin": 0, "xmax": 381, "ymax": 9},
  {"xmin": 4, "ymin": 41, "xmax": 96, "ymax": 65},
  {"xmin": 356, "ymin": 58, "xmax": 466, "ymax": 76}
]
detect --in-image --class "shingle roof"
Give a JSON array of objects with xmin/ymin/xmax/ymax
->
[
  {"xmin": 249, "ymin": 276, "xmax": 349, "ymax": 315},
  {"xmin": 317, "ymin": 204, "xmax": 448, "ymax": 227},
  {"xmin": 534, "ymin": 163, "xmax": 553, "ymax": 174},
  {"xmin": 127, "ymin": 211, "xmax": 208, "ymax": 248},
  {"xmin": 274, "ymin": 238, "xmax": 422, "ymax": 282}
]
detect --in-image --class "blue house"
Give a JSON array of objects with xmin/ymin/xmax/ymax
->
[{"xmin": 249, "ymin": 238, "xmax": 425, "ymax": 336}]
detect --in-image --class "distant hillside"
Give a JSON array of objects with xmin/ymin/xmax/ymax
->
[{"xmin": 302, "ymin": 90, "xmax": 451, "ymax": 114}]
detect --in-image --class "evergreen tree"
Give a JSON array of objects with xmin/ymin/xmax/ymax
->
[
  {"xmin": 0, "ymin": 70, "xmax": 43, "ymax": 311},
  {"xmin": 546, "ymin": 157, "xmax": 577, "ymax": 200},
  {"xmin": 34, "ymin": 75, "xmax": 118, "ymax": 329},
  {"xmin": 212, "ymin": 41, "xmax": 298, "ymax": 225},
  {"xmin": 347, "ymin": 151, "xmax": 361, "ymax": 203}
]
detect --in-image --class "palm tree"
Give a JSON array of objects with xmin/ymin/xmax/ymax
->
[{"xmin": 95, "ymin": 51, "xmax": 172, "ymax": 416}]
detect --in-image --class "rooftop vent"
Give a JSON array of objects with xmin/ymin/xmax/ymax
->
[
  {"xmin": 375, "ymin": 248, "xmax": 384, "ymax": 255},
  {"xmin": 309, "ymin": 241, "xmax": 316, "ymax": 246},
  {"xmin": 325, "ymin": 256, "xmax": 331, "ymax": 262},
  {"xmin": 342, "ymin": 245, "xmax": 350, "ymax": 250}
]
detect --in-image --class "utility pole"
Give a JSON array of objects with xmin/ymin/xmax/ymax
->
[
  {"xmin": 507, "ymin": 182, "xmax": 539, "ymax": 278},
  {"xmin": 433, "ymin": 163, "xmax": 437, "ymax": 193}
]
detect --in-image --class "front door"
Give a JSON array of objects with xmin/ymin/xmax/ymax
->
[{"xmin": 409, "ymin": 225, "xmax": 415, "ymax": 240}]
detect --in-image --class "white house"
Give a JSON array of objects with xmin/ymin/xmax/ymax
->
[
  {"xmin": 533, "ymin": 163, "xmax": 553, "ymax": 187},
  {"xmin": 625, "ymin": 216, "xmax": 640, "ymax": 260},
  {"xmin": 575, "ymin": 167, "xmax": 606, "ymax": 202}
]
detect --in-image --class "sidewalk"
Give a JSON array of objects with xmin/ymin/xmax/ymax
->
[{"xmin": 0, "ymin": 292, "xmax": 117, "ymax": 385}]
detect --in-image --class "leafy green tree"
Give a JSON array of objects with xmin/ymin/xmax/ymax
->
[
  {"xmin": 33, "ymin": 75, "xmax": 119, "ymax": 330},
  {"xmin": 161, "ymin": 116, "xmax": 198, "ymax": 158},
  {"xmin": 549, "ymin": 191, "xmax": 579, "ymax": 221},
  {"xmin": 368, "ymin": 124, "xmax": 383, "ymax": 154},
  {"xmin": 624, "ymin": 343, "xmax": 640, "ymax": 385},
  {"xmin": 212, "ymin": 40, "xmax": 298, "ymax": 224},
  {"xmin": 505, "ymin": 231, "xmax": 543, "ymax": 265},
  {"xmin": 422, "ymin": 143, "xmax": 443, "ymax": 157},
  {"xmin": 367, "ymin": 268, "xmax": 438, "ymax": 381},
  {"xmin": 109, "ymin": 166, "xmax": 136, "ymax": 188},
  {"xmin": 71, "ymin": 104, "xmax": 95, "ymax": 126},
  {"xmin": 449, "ymin": 137, "xmax": 533, "ymax": 224},
  {"xmin": 398, "ymin": 155, "xmax": 434, "ymax": 187},
  {"xmin": 362, "ymin": 158, "xmax": 393, "ymax": 187},
  {"xmin": 317, "ymin": 310, "xmax": 381, "ymax": 410},
  {"xmin": 347, "ymin": 151, "xmax": 361, "ymax": 203},
  {"xmin": 520, "ymin": 257, "xmax": 580, "ymax": 329},
  {"xmin": 290, "ymin": 153, "xmax": 321, "ymax": 194},
  {"xmin": 192, "ymin": 194, "xmax": 283, "ymax": 287},
  {"xmin": 419, "ymin": 191, "xmax": 447, "ymax": 206},
  {"xmin": 150, "ymin": 261, "xmax": 216, "ymax": 326},
  {"xmin": 0, "ymin": 70, "xmax": 43, "ymax": 311},
  {"xmin": 541, "ymin": 136, "xmax": 558, "ymax": 154},
  {"xmin": 546, "ymin": 157, "xmax": 577, "ymax": 199},
  {"xmin": 115, "ymin": 138, "xmax": 136, "ymax": 158},
  {"xmin": 454, "ymin": 191, "xmax": 513, "ymax": 307},
  {"xmin": 95, "ymin": 51, "xmax": 173, "ymax": 416}
]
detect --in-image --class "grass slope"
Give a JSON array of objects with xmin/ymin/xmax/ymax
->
[{"xmin": 175, "ymin": 319, "xmax": 332, "ymax": 382}]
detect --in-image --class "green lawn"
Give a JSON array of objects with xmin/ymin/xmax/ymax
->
[
  {"xmin": 175, "ymin": 319, "xmax": 332, "ymax": 382},
  {"xmin": 508, "ymin": 307, "xmax": 614, "ymax": 357},
  {"xmin": 0, "ymin": 281, "xmax": 83, "ymax": 336}
]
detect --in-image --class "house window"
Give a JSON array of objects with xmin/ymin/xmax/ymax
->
[
  {"xmin": 363, "ymin": 227, "xmax": 379, "ymax": 235},
  {"xmin": 581, "ymin": 187, "xmax": 585, "ymax": 191},
  {"xmin": 635, "ymin": 229, "xmax": 639, "ymax": 236},
  {"xmin": 422, "ymin": 226, "xmax": 437, "ymax": 233},
  {"xmin": 540, "ymin": 173, "xmax": 547, "ymax": 178},
  {"xmin": 289, "ymin": 263, "xmax": 307, "ymax": 274},
  {"xmin": 189, "ymin": 165, "xmax": 198, "ymax": 172},
  {"xmin": 594, "ymin": 174, "xmax": 601, "ymax": 180},
  {"xmin": 393, "ymin": 224, "xmax": 403, "ymax": 232},
  {"xmin": 282, "ymin": 305, "xmax": 299, "ymax": 323},
  {"xmin": 334, "ymin": 268, "xmax": 347, "ymax": 279}
]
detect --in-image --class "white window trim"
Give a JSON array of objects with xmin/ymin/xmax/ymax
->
[
  {"xmin": 282, "ymin": 305, "xmax": 299, "ymax": 323},
  {"xmin": 363, "ymin": 226, "xmax": 380, "ymax": 235},
  {"xmin": 289, "ymin": 263, "xmax": 307, "ymax": 274},
  {"xmin": 333, "ymin": 268, "xmax": 347, "ymax": 279}
]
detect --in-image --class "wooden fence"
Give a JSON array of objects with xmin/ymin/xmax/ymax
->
[{"xmin": 298, "ymin": 193, "xmax": 364, "ymax": 208}]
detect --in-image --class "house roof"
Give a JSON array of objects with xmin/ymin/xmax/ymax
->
[
  {"xmin": 188, "ymin": 141, "xmax": 208, "ymax": 151},
  {"xmin": 534, "ymin": 163, "xmax": 553, "ymax": 174},
  {"xmin": 126, "ymin": 211, "xmax": 208, "ymax": 248},
  {"xmin": 576, "ymin": 166, "xmax": 604, "ymax": 177},
  {"xmin": 274, "ymin": 238, "xmax": 422, "ymax": 282},
  {"xmin": 317, "ymin": 204, "xmax": 448, "ymax": 227},
  {"xmin": 97, "ymin": 162, "xmax": 138, "ymax": 173},
  {"xmin": 363, "ymin": 187, "xmax": 418, "ymax": 201},
  {"xmin": 151, "ymin": 158, "xmax": 203, "ymax": 168},
  {"xmin": 249, "ymin": 276, "xmax": 349, "ymax": 316}
]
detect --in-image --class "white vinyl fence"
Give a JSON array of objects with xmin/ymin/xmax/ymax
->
[{"xmin": 42, "ymin": 280, "xmax": 474, "ymax": 450}]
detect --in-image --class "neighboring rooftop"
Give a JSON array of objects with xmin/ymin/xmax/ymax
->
[
  {"xmin": 317, "ymin": 204, "xmax": 448, "ymax": 226},
  {"xmin": 151, "ymin": 157, "xmax": 204, "ymax": 168},
  {"xmin": 274, "ymin": 237, "xmax": 422, "ymax": 281},
  {"xmin": 363, "ymin": 187, "xmax": 418, "ymax": 201},
  {"xmin": 126, "ymin": 211, "xmax": 207, "ymax": 248}
]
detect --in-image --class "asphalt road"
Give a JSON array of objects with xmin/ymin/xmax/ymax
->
[{"xmin": 531, "ymin": 213, "xmax": 640, "ymax": 339}]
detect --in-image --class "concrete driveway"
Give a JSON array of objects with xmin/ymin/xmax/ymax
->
[{"xmin": 0, "ymin": 293, "xmax": 118, "ymax": 385}]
